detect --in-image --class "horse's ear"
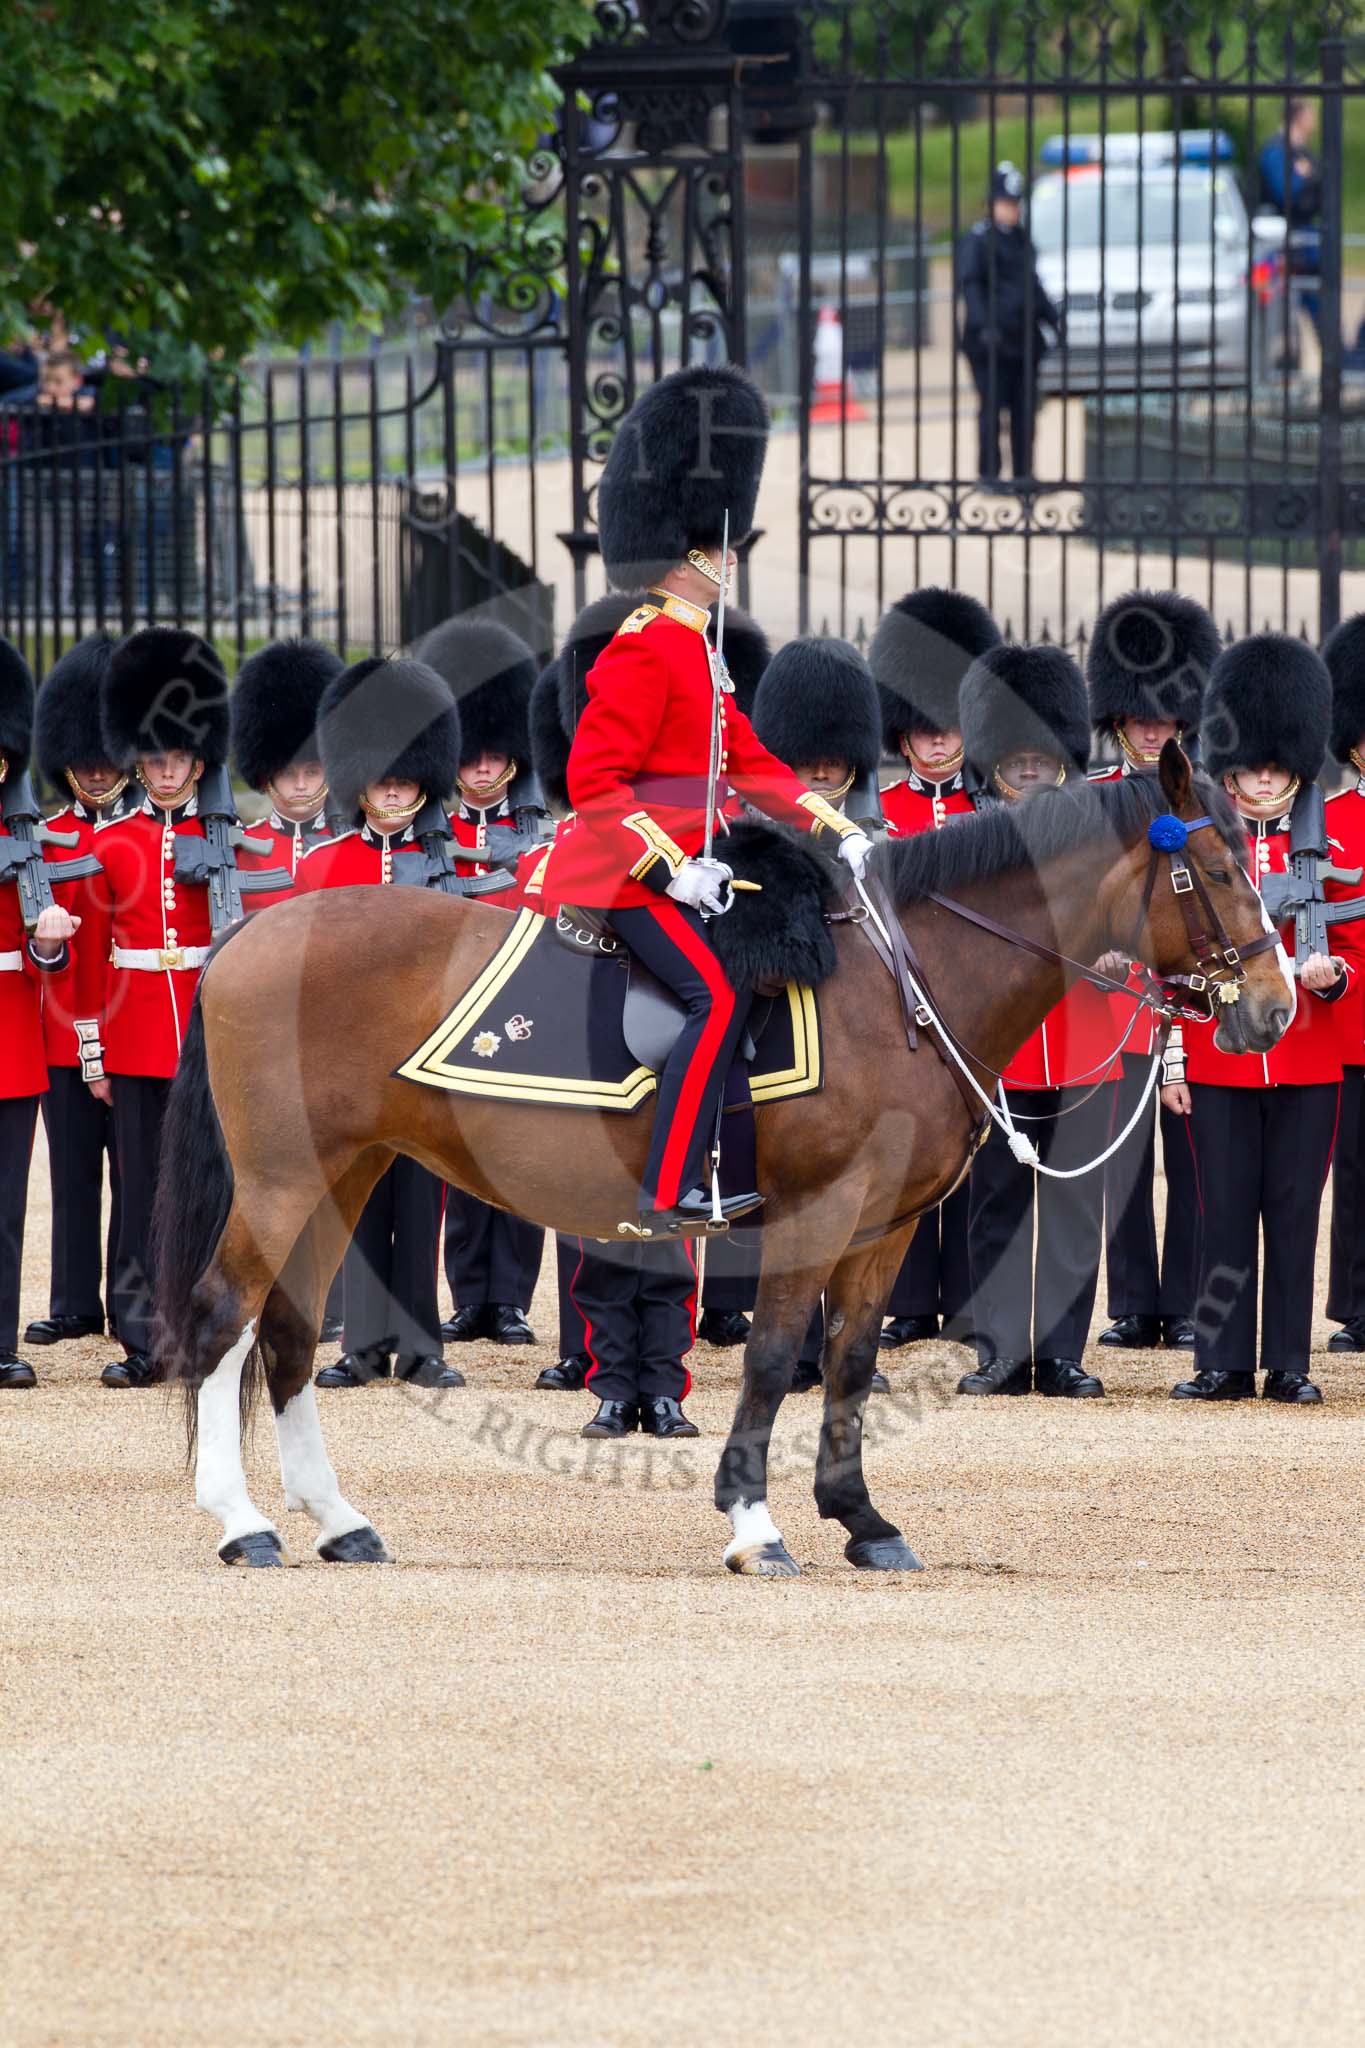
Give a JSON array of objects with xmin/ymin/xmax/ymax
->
[{"xmin": 1158, "ymin": 736, "xmax": 1192, "ymax": 811}]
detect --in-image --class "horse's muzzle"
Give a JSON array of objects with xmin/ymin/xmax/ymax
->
[{"xmin": 1215, "ymin": 992, "xmax": 1292, "ymax": 1056}]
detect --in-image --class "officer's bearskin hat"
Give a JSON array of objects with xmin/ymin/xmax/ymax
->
[
  {"xmin": 530, "ymin": 663, "xmax": 573, "ymax": 814},
  {"xmin": 717, "ymin": 605, "xmax": 771, "ymax": 719},
  {"xmin": 1200, "ymin": 633, "xmax": 1329, "ymax": 787},
  {"xmin": 0, "ymin": 637, "xmax": 35, "ymax": 778},
  {"xmin": 418, "ymin": 617, "xmax": 536, "ymax": 769},
  {"xmin": 318, "ymin": 655, "xmax": 461, "ymax": 816},
  {"xmin": 1086, "ymin": 589, "xmax": 1218, "ymax": 735},
  {"xmin": 961, "ymin": 643, "xmax": 1091, "ymax": 782},
  {"xmin": 1322, "ymin": 612, "xmax": 1365, "ymax": 767},
  {"xmin": 870, "ymin": 587, "xmax": 1001, "ymax": 749},
  {"xmin": 752, "ymin": 636, "xmax": 883, "ymax": 782},
  {"xmin": 35, "ymin": 632, "xmax": 118, "ymax": 789},
  {"xmin": 230, "ymin": 638, "xmax": 341, "ymax": 792},
  {"xmin": 597, "ymin": 364, "xmax": 769, "ymax": 590},
  {"xmin": 102, "ymin": 627, "xmax": 229, "ymax": 770}
]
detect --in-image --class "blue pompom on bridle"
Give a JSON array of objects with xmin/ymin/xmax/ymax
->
[{"xmin": 1148, "ymin": 813, "xmax": 1211, "ymax": 852}]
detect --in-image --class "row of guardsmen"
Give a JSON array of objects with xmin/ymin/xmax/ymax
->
[{"xmin": 4, "ymin": 587, "xmax": 1365, "ymax": 1419}]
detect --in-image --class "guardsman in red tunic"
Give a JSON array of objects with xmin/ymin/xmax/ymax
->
[
  {"xmin": 0, "ymin": 641, "xmax": 85, "ymax": 1388},
  {"xmin": 24, "ymin": 632, "xmax": 135, "ymax": 1354},
  {"xmin": 957, "ymin": 645, "xmax": 1119, "ymax": 1398},
  {"xmin": 1084, "ymin": 590, "xmax": 1219, "ymax": 1357},
  {"xmin": 539, "ymin": 365, "xmax": 872, "ymax": 1238},
  {"xmin": 229, "ymin": 637, "xmax": 342, "ymax": 910},
  {"xmin": 1320, "ymin": 614, "xmax": 1365, "ymax": 1353},
  {"xmin": 869, "ymin": 586, "xmax": 1000, "ymax": 1350},
  {"xmin": 295, "ymin": 655, "xmax": 464, "ymax": 1391},
  {"xmin": 1166, "ymin": 637, "xmax": 1350, "ymax": 1404},
  {"xmin": 79, "ymin": 628, "xmax": 224, "ymax": 1386},
  {"xmin": 420, "ymin": 616, "xmax": 547, "ymax": 1345}
]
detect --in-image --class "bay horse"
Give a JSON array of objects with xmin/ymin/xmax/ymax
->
[{"xmin": 154, "ymin": 743, "xmax": 1291, "ymax": 1574}]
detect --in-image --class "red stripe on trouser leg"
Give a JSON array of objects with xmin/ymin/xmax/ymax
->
[
  {"xmin": 569, "ymin": 1237, "xmax": 602, "ymax": 1386},
  {"xmin": 647, "ymin": 899, "xmax": 736, "ymax": 1207}
]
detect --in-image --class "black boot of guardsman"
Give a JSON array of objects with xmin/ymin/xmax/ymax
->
[{"xmin": 626, "ymin": 1187, "xmax": 764, "ymax": 1240}]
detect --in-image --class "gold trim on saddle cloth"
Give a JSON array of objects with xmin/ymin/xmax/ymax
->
[{"xmin": 394, "ymin": 909, "xmax": 823, "ymax": 1109}]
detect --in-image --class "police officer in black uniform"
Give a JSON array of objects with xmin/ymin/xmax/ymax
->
[{"xmin": 959, "ymin": 162, "xmax": 1063, "ymax": 488}]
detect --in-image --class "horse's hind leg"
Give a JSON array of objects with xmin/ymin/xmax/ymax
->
[
  {"xmin": 814, "ymin": 1228, "xmax": 923, "ymax": 1572},
  {"xmin": 266, "ymin": 1159, "xmax": 392, "ymax": 1564}
]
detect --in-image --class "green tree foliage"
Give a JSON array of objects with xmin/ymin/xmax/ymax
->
[{"xmin": 0, "ymin": 0, "xmax": 594, "ymax": 378}]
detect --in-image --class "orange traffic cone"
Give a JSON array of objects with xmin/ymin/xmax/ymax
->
[{"xmin": 809, "ymin": 306, "xmax": 867, "ymax": 423}]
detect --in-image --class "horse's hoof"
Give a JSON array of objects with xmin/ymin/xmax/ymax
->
[
  {"xmin": 725, "ymin": 1539, "xmax": 801, "ymax": 1577},
  {"xmin": 318, "ymin": 1525, "xmax": 391, "ymax": 1564},
  {"xmin": 846, "ymin": 1534, "xmax": 924, "ymax": 1571},
  {"xmin": 219, "ymin": 1530, "xmax": 298, "ymax": 1568}
]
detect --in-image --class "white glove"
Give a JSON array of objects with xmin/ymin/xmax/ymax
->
[
  {"xmin": 837, "ymin": 830, "xmax": 874, "ymax": 879},
  {"xmin": 666, "ymin": 856, "xmax": 734, "ymax": 916}
]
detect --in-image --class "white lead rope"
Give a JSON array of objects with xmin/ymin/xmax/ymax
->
[{"xmin": 852, "ymin": 873, "xmax": 1166, "ymax": 1180}]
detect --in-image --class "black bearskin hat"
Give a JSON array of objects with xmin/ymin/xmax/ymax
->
[
  {"xmin": 752, "ymin": 637, "xmax": 882, "ymax": 781},
  {"xmin": 870, "ymin": 587, "xmax": 1001, "ymax": 749},
  {"xmin": 418, "ymin": 617, "xmax": 537, "ymax": 768},
  {"xmin": 530, "ymin": 663, "xmax": 573, "ymax": 815},
  {"xmin": 960, "ymin": 643, "xmax": 1091, "ymax": 781},
  {"xmin": 597, "ymin": 364, "xmax": 768, "ymax": 589},
  {"xmin": 1323, "ymin": 612, "xmax": 1365, "ymax": 767},
  {"xmin": 0, "ymin": 638, "xmax": 35, "ymax": 778},
  {"xmin": 102, "ymin": 627, "xmax": 229, "ymax": 770},
  {"xmin": 230, "ymin": 638, "xmax": 341, "ymax": 792},
  {"xmin": 1086, "ymin": 589, "xmax": 1218, "ymax": 734},
  {"xmin": 1200, "ymin": 633, "xmax": 1329, "ymax": 786},
  {"xmin": 35, "ymin": 633, "xmax": 118, "ymax": 789},
  {"xmin": 716, "ymin": 605, "xmax": 770, "ymax": 719},
  {"xmin": 318, "ymin": 656, "xmax": 461, "ymax": 816},
  {"xmin": 554, "ymin": 594, "xmax": 646, "ymax": 735}
]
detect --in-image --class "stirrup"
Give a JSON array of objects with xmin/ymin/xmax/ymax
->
[{"xmin": 620, "ymin": 1188, "xmax": 764, "ymax": 1240}]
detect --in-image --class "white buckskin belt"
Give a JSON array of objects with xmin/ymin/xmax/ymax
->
[
  {"xmin": 0, "ymin": 950, "xmax": 24, "ymax": 972},
  {"xmin": 112, "ymin": 944, "xmax": 211, "ymax": 972}
]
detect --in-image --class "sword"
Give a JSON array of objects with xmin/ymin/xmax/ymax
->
[{"xmin": 702, "ymin": 509, "xmax": 729, "ymax": 866}]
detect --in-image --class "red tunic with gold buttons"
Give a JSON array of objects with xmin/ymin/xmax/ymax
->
[
  {"xmin": 881, "ymin": 770, "xmax": 976, "ymax": 837},
  {"xmin": 75, "ymin": 802, "xmax": 214, "ymax": 1079},
  {"xmin": 1184, "ymin": 812, "xmax": 1350, "ymax": 1088},
  {"xmin": 237, "ymin": 809, "xmax": 333, "ymax": 913},
  {"xmin": 449, "ymin": 795, "xmax": 532, "ymax": 911},
  {"xmin": 1325, "ymin": 780, "xmax": 1365, "ymax": 1069},
  {"xmin": 0, "ymin": 824, "xmax": 73, "ymax": 1099},
  {"xmin": 540, "ymin": 592, "xmax": 850, "ymax": 912}
]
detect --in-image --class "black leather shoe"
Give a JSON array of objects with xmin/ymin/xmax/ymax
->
[
  {"xmin": 316, "ymin": 1348, "xmax": 391, "ymax": 1387},
  {"xmin": 23, "ymin": 1313, "xmax": 104, "ymax": 1346},
  {"xmin": 1035, "ymin": 1357, "xmax": 1105, "ymax": 1398},
  {"xmin": 581, "ymin": 1398, "xmax": 639, "ymax": 1437},
  {"xmin": 1327, "ymin": 1320, "xmax": 1365, "ymax": 1353},
  {"xmin": 488, "ymin": 1304, "xmax": 535, "ymax": 1345},
  {"xmin": 880, "ymin": 1315, "xmax": 939, "ymax": 1348},
  {"xmin": 1170, "ymin": 1367, "xmax": 1255, "ymax": 1401},
  {"xmin": 698, "ymin": 1309, "xmax": 751, "ymax": 1347},
  {"xmin": 396, "ymin": 1354, "xmax": 465, "ymax": 1388},
  {"xmin": 1263, "ymin": 1371, "xmax": 1323, "ymax": 1405},
  {"xmin": 1162, "ymin": 1317, "xmax": 1197, "ymax": 1350},
  {"xmin": 0, "ymin": 1350, "xmax": 37, "ymax": 1388},
  {"xmin": 100, "ymin": 1351, "xmax": 159, "ymax": 1387},
  {"xmin": 790, "ymin": 1360, "xmax": 822, "ymax": 1392},
  {"xmin": 319, "ymin": 1313, "xmax": 344, "ymax": 1343},
  {"xmin": 536, "ymin": 1353, "xmax": 588, "ymax": 1391},
  {"xmin": 629, "ymin": 1188, "xmax": 764, "ymax": 1238},
  {"xmin": 441, "ymin": 1305, "xmax": 488, "ymax": 1342},
  {"xmin": 639, "ymin": 1396, "xmax": 700, "ymax": 1438},
  {"xmin": 1098, "ymin": 1314, "xmax": 1162, "ymax": 1349},
  {"xmin": 957, "ymin": 1357, "xmax": 1031, "ymax": 1396}
]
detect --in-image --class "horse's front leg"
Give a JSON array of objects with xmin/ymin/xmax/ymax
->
[{"xmin": 815, "ymin": 1227, "xmax": 924, "ymax": 1571}]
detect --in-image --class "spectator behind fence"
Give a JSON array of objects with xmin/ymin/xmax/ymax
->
[{"xmin": 1258, "ymin": 99, "xmax": 1322, "ymax": 337}]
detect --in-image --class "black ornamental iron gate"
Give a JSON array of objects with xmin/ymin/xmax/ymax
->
[{"xmin": 4, "ymin": 0, "xmax": 1365, "ymax": 677}]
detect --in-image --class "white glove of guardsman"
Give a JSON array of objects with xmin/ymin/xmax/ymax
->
[
  {"xmin": 667, "ymin": 855, "xmax": 736, "ymax": 916},
  {"xmin": 837, "ymin": 830, "xmax": 874, "ymax": 880}
]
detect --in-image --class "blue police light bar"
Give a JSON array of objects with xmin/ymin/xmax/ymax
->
[{"xmin": 1038, "ymin": 129, "xmax": 1235, "ymax": 168}]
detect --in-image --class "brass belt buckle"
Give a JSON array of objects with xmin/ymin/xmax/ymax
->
[{"xmin": 159, "ymin": 946, "xmax": 183, "ymax": 970}]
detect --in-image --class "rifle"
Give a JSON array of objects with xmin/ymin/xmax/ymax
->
[
  {"xmin": 0, "ymin": 770, "xmax": 103, "ymax": 932},
  {"xmin": 171, "ymin": 762, "xmax": 292, "ymax": 935},
  {"xmin": 1259, "ymin": 779, "xmax": 1365, "ymax": 969},
  {"xmin": 389, "ymin": 798, "xmax": 521, "ymax": 897}
]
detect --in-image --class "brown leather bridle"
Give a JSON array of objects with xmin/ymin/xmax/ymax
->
[{"xmin": 1118, "ymin": 813, "xmax": 1280, "ymax": 1023}]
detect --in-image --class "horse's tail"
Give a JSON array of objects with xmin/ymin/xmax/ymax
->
[{"xmin": 152, "ymin": 936, "xmax": 261, "ymax": 1459}]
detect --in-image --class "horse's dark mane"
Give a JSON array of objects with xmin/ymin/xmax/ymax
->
[{"xmin": 872, "ymin": 772, "xmax": 1247, "ymax": 909}]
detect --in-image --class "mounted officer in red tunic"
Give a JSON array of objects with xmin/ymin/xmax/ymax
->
[
  {"xmin": 539, "ymin": 364, "xmax": 872, "ymax": 1238},
  {"xmin": 229, "ymin": 637, "xmax": 343, "ymax": 908}
]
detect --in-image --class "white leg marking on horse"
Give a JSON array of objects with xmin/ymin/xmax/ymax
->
[
  {"xmin": 275, "ymin": 1383, "xmax": 369, "ymax": 1548},
  {"xmin": 723, "ymin": 1497, "xmax": 783, "ymax": 1566},
  {"xmin": 195, "ymin": 1320, "xmax": 275, "ymax": 1544}
]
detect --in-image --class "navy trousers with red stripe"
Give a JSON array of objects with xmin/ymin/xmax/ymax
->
[
  {"xmin": 565, "ymin": 1235, "xmax": 697, "ymax": 1404},
  {"xmin": 612, "ymin": 900, "xmax": 752, "ymax": 1210}
]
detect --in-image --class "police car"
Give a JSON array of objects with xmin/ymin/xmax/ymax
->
[{"xmin": 1029, "ymin": 131, "xmax": 1291, "ymax": 394}]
